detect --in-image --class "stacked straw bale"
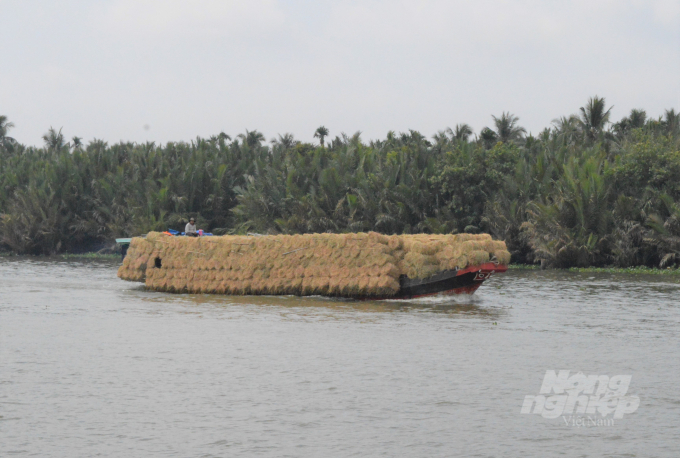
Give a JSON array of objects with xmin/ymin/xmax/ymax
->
[{"xmin": 118, "ymin": 231, "xmax": 510, "ymax": 297}]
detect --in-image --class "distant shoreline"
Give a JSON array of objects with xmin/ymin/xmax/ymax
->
[
  {"xmin": 0, "ymin": 251, "xmax": 120, "ymax": 260},
  {"xmin": 509, "ymin": 264, "xmax": 680, "ymax": 276}
]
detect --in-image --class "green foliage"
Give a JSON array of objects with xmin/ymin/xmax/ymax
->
[
  {"xmin": 1, "ymin": 97, "xmax": 680, "ymax": 269},
  {"xmin": 567, "ymin": 266, "xmax": 680, "ymax": 275},
  {"xmin": 0, "ymin": 135, "xmax": 264, "ymax": 253}
]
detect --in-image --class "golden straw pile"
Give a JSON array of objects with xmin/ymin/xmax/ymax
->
[{"xmin": 118, "ymin": 232, "xmax": 510, "ymax": 297}]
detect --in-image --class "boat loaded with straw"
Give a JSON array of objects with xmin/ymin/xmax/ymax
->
[{"xmin": 117, "ymin": 232, "xmax": 510, "ymax": 299}]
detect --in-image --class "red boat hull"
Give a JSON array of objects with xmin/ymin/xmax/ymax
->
[{"xmin": 373, "ymin": 262, "xmax": 507, "ymax": 300}]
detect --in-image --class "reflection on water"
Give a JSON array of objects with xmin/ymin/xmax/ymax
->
[{"xmin": 1, "ymin": 257, "xmax": 679, "ymax": 457}]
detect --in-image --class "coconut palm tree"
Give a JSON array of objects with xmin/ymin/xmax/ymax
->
[
  {"xmin": 663, "ymin": 109, "xmax": 680, "ymax": 136},
  {"xmin": 271, "ymin": 133, "xmax": 298, "ymax": 150},
  {"xmin": 0, "ymin": 115, "xmax": 16, "ymax": 150},
  {"xmin": 42, "ymin": 127, "xmax": 66, "ymax": 151},
  {"xmin": 71, "ymin": 136, "xmax": 83, "ymax": 151},
  {"xmin": 238, "ymin": 130, "xmax": 265, "ymax": 148},
  {"xmin": 613, "ymin": 109, "xmax": 647, "ymax": 139},
  {"xmin": 446, "ymin": 123, "xmax": 473, "ymax": 142},
  {"xmin": 628, "ymin": 109, "xmax": 647, "ymax": 129},
  {"xmin": 432, "ymin": 130, "xmax": 449, "ymax": 150},
  {"xmin": 552, "ymin": 115, "xmax": 580, "ymax": 144},
  {"xmin": 579, "ymin": 96, "xmax": 612, "ymax": 141},
  {"xmin": 314, "ymin": 126, "xmax": 329, "ymax": 147},
  {"xmin": 646, "ymin": 194, "xmax": 680, "ymax": 267},
  {"xmin": 0, "ymin": 115, "xmax": 14, "ymax": 139},
  {"xmin": 479, "ymin": 127, "xmax": 498, "ymax": 149},
  {"xmin": 491, "ymin": 112, "xmax": 526, "ymax": 143}
]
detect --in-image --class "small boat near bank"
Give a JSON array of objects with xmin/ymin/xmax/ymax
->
[{"xmin": 118, "ymin": 232, "xmax": 510, "ymax": 299}]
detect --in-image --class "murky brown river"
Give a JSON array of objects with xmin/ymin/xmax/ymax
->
[{"xmin": 1, "ymin": 257, "xmax": 679, "ymax": 457}]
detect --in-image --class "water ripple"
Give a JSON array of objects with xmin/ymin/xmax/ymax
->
[{"xmin": 0, "ymin": 257, "xmax": 678, "ymax": 457}]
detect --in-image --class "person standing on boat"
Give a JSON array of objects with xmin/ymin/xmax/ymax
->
[{"xmin": 185, "ymin": 218, "xmax": 199, "ymax": 237}]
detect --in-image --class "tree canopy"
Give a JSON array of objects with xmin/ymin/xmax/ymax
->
[{"xmin": 1, "ymin": 98, "xmax": 679, "ymax": 269}]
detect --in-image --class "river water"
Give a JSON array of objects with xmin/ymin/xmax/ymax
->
[{"xmin": 1, "ymin": 257, "xmax": 679, "ymax": 457}]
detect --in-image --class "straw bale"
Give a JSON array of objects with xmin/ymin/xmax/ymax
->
[
  {"xmin": 490, "ymin": 240, "xmax": 505, "ymax": 252},
  {"xmin": 247, "ymin": 279, "xmax": 259, "ymax": 293},
  {"xmin": 289, "ymin": 265, "xmax": 302, "ymax": 277},
  {"xmin": 340, "ymin": 279, "xmax": 357, "ymax": 296},
  {"xmin": 289, "ymin": 278, "xmax": 303, "ymax": 293},
  {"xmin": 339, "ymin": 267, "xmax": 352, "ymax": 279},
  {"xmin": 357, "ymin": 276, "xmax": 370, "ymax": 295},
  {"xmin": 494, "ymin": 250, "xmax": 511, "ymax": 265},
  {"xmin": 478, "ymin": 239, "xmax": 495, "ymax": 253},
  {"xmin": 461, "ymin": 240, "xmax": 483, "ymax": 252},
  {"xmin": 211, "ymin": 279, "xmax": 223, "ymax": 293},
  {"xmin": 285, "ymin": 267, "xmax": 297, "ymax": 279},
  {"xmin": 438, "ymin": 258, "xmax": 456, "ymax": 271},
  {"xmin": 348, "ymin": 246, "xmax": 361, "ymax": 258},
  {"xmin": 226, "ymin": 281, "xmax": 239, "ymax": 295},
  {"xmin": 186, "ymin": 282, "xmax": 198, "ymax": 294},
  {"xmin": 379, "ymin": 276, "xmax": 400, "ymax": 295},
  {"xmin": 168, "ymin": 279, "xmax": 181, "ymax": 293},
  {"xmin": 153, "ymin": 277, "xmax": 166, "ymax": 291},
  {"xmin": 117, "ymin": 265, "xmax": 126, "ymax": 279},
  {"xmin": 313, "ymin": 278, "xmax": 328, "ymax": 295},
  {"xmin": 373, "ymin": 253, "xmax": 392, "ymax": 268},
  {"xmin": 131, "ymin": 256, "xmax": 144, "ymax": 270},
  {"xmin": 468, "ymin": 250, "xmax": 490, "ymax": 266},
  {"xmin": 403, "ymin": 251, "xmax": 437, "ymax": 268},
  {"xmin": 201, "ymin": 281, "xmax": 214, "ymax": 294},
  {"xmin": 387, "ymin": 236, "xmax": 402, "ymax": 250},
  {"xmin": 243, "ymin": 269, "xmax": 254, "ymax": 280},
  {"xmin": 424, "ymin": 241, "xmax": 443, "ymax": 255},
  {"xmin": 269, "ymin": 278, "xmax": 282, "ymax": 295},
  {"xmin": 122, "ymin": 231, "xmax": 510, "ymax": 296},
  {"xmin": 219, "ymin": 280, "xmax": 231, "ymax": 294},
  {"xmin": 328, "ymin": 277, "xmax": 341, "ymax": 295},
  {"xmin": 380, "ymin": 263, "xmax": 400, "ymax": 278},
  {"xmin": 368, "ymin": 231, "xmax": 389, "ymax": 245},
  {"xmin": 231, "ymin": 280, "xmax": 244, "ymax": 295},
  {"xmin": 268, "ymin": 279, "xmax": 283, "ymax": 295},
  {"xmin": 260, "ymin": 278, "xmax": 273, "ymax": 294},
  {"xmin": 405, "ymin": 263, "xmax": 439, "ymax": 279},
  {"xmin": 301, "ymin": 278, "xmax": 315, "ymax": 295},
  {"xmin": 244, "ymin": 281, "xmax": 256, "ymax": 295},
  {"xmin": 435, "ymin": 245, "xmax": 456, "ymax": 262}
]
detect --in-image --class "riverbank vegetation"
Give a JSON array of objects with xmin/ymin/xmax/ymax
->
[{"xmin": 1, "ymin": 97, "xmax": 679, "ymax": 269}]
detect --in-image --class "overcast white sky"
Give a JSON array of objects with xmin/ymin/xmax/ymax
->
[{"xmin": 2, "ymin": 0, "xmax": 679, "ymax": 146}]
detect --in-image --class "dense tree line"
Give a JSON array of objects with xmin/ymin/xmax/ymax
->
[{"xmin": 1, "ymin": 96, "xmax": 679, "ymax": 268}]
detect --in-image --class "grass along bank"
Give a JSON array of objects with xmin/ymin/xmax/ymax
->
[{"xmin": 509, "ymin": 263, "xmax": 680, "ymax": 275}]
